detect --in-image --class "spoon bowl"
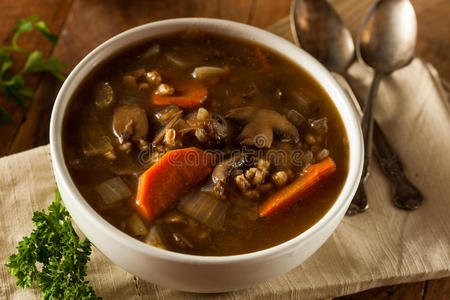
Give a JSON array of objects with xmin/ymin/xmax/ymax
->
[
  {"xmin": 290, "ymin": 0, "xmax": 354, "ymax": 74},
  {"xmin": 358, "ymin": 0, "xmax": 417, "ymax": 74}
]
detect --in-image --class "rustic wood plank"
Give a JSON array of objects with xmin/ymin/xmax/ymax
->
[
  {"xmin": 0, "ymin": 0, "xmax": 73, "ymax": 156},
  {"xmin": 8, "ymin": 74, "xmax": 61, "ymax": 153},
  {"xmin": 424, "ymin": 277, "xmax": 450, "ymax": 300},
  {"xmin": 413, "ymin": 0, "xmax": 450, "ymax": 80},
  {"xmin": 249, "ymin": 0, "xmax": 292, "ymax": 27}
]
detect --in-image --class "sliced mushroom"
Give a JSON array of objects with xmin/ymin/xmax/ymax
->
[
  {"xmin": 122, "ymin": 68, "xmax": 146, "ymax": 88},
  {"xmin": 310, "ymin": 117, "xmax": 328, "ymax": 135},
  {"xmin": 191, "ymin": 66, "xmax": 226, "ymax": 79},
  {"xmin": 152, "ymin": 110, "xmax": 183, "ymax": 145},
  {"xmin": 172, "ymin": 232, "xmax": 194, "ymax": 249},
  {"xmin": 226, "ymin": 107, "xmax": 299, "ymax": 148},
  {"xmin": 212, "ymin": 154, "xmax": 253, "ymax": 199},
  {"xmin": 94, "ymin": 82, "xmax": 114, "ymax": 109},
  {"xmin": 155, "ymin": 105, "xmax": 182, "ymax": 123},
  {"xmin": 113, "ymin": 105, "xmax": 149, "ymax": 144},
  {"xmin": 287, "ymin": 109, "xmax": 309, "ymax": 131},
  {"xmin": 187, "ymin": 113, "xmax": 229, "ymax": 147}
]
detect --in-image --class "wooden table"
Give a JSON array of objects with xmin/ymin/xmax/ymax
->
[{"xmin": 0, "ymin": 0, "xmax": 448, "ymax": 299}]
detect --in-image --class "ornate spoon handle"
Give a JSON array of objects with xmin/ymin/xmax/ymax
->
[
  {"xmin": 373, "ymin": 123, "xmax": 423, "ymax": 209},
  {"xmin": 335, "ymin": 73, "xmax": 424, "ymax": 212}
]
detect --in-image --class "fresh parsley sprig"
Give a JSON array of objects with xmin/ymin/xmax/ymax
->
[
  {"xmin": 0, "ymin": 15, "xmax": 65, "ymax": 127},
  {"xmin": 6, "ymin": 191, "xmax": 101, "ymax": 300}
]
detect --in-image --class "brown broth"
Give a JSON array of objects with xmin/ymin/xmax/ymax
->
[{"xmin": 63, "ymin": 30, "xmax": 349, "ymax": 256}]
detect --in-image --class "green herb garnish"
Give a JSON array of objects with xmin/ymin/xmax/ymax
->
[
  {"xmin": 0, "ymin": 15, "xmax": 65, "ymax": 127},
  {"xmin": 5, "ymin": 191, "xmax": 101, "ymax": 300}
]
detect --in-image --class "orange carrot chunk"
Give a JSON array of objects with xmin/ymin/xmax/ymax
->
[
  {"xmin": 152, "ymin": 83, "xmax": 207, "ymax": 109},
  {"xmin": 136, "ymin": 147, "xmax": 215, "ymax": 221},
  {"xmin": 259, "ymin": 157, "xmax": 336, "ymax": 218},
  {"xmin": 255, "ymin": 47, "xmax": 271, "ymax": 71}
]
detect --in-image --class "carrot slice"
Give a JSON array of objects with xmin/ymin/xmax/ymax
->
[
  {"xmin": 136, "ymin": 147, "xmax": 216, "ymax": 221},
  {"xmin": 258, "ymin": 157, "xmax": 336, "ymax": 218},
  {"xmin": 152, "ymin": 84, "xmax": 207, "ymax": 109},
  {"xmin": 255, "ymin": 47, "xmax": 271, "ymax": 71}
]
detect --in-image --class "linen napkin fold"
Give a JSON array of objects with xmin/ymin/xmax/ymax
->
[{"xmin": 1, "ymin": 21, "xmax": 450, "ymax": 300}]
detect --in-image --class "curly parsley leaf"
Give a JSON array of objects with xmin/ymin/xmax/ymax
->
[
  {"xmin": 5, "ymin": 191, "xmax": 102, "ymax": 300},
  {"xmin": 15, "ymin": 15, "xmax": 40, "ymax": 34},
  {"xmin": 13, "ymin": 16, "xmax": 58, "ymax": 46},
  {"xmin": 34, "ymin": 21, "xmax": 59, "ymax": 45},
  {"xmin": 0, "ymin": 51, "xmax": 13, "ymax": 76},
  {"xmin": 24, "ymin": 50, "xmax": 65, "ymax": 81},
  {"xmin": 0, "ymin": 15, "xmax": 65, "ymax": 127}
]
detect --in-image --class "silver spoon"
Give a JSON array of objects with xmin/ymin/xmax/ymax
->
[
  {"xmin": 290, "ymin": 0, "xmax": 354, "ymax": 75},
  {"xmin": 291, "ymin": 0, "xmax": 423, "ymax": 214},
  {"xmin": 358, "ymin": 0, "xmax": 423, "ymax": 210}
]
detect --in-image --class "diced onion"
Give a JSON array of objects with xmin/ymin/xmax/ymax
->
[
  {"xmin": 289, "ymin": 90, "xmax": 312, "ymax": 114},
  {"xmin": 177, "ymin": 191, "xmax": 227, "ymax": 230},
  {"xmin": 127, "ymin": 213, "xmax": 148, "ymax": 238},
  {"xmin": 199, "ymin": 181, "xmax": 215, "ymax": 193},
  {"xmin": 80, "ymin": 111, "xmax": 113, "ymax": 157},
  {"xmin": 287, "ymin": 109, "xmax": 308, "ymax": 129},
  {"xmin": 310, "ymin": 117, "xmax": 328, "ymax": 134},
  {"xmin": 95, "ymin": 176, "xmax": 132, "ymax": 205},
  {"xmin": 165, "ymin": 53, "xmax": 187, "ymax": 68},
  {"xmin": 316, "ymin": 148, "xmax": 330, "ymax": 161},
  {"xmin": 143, "ymin": 44, "xmax": 160, "ymax": 58},
  {"xmin": 300, "ymin": 150, "xmax": 314, "ymax": 168},
  {"xmin": 108, "ymin": 155, "xmax": 143, "ymax": 176},
  {"xmin": 155, "ymin": 105, "xmax": 182, "ymax": 122},
  {"xmin": 143, "ymin": 226, "xmax": 166, "ymax": 249},
  {"xmin": 82, "ymin": 135, "xmax": 113, "ymax": 157},
  {"xmin": 191, "ymin": 66, "xmax": 225, "ymax": 79},
  {"xmin": 94, "ymin": 82, "xmax": 114, "ymax": 109}
]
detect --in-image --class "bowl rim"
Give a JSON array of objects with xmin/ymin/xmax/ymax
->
[{"xmin": 50, "ymin": 17, "xmax": 363, "ymax": 264}]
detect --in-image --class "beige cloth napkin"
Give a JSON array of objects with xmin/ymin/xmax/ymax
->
[{"xmin": 1, "ymin": 19, "xmax": 450, "ymax": 300}]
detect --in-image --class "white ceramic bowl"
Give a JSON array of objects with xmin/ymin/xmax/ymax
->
[{"xmin": 50, "ymin": 18, "xmax": 363, "ymax": 293}]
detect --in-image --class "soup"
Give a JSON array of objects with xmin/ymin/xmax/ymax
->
[{"xmin": 63, "ymin": 30, "xmax": 349, "ymax": 256}]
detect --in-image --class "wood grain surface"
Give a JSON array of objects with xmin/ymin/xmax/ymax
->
[{"xmin": 0, "ymin": 0, "xmax": 448, "ymax": 299}]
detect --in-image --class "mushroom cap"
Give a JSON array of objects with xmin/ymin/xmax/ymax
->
[
  {"xmin": 226, "ymin": 107, "xmax": 299, "ymax": 148},
  {"xmin": 113, "ymin": 105, "xmax": 149, "ymax": 143}
]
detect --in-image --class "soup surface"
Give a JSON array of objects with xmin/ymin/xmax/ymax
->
[{"xmin": 63, "ymin": 30, "xmax": 349, "ymax": 256}]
